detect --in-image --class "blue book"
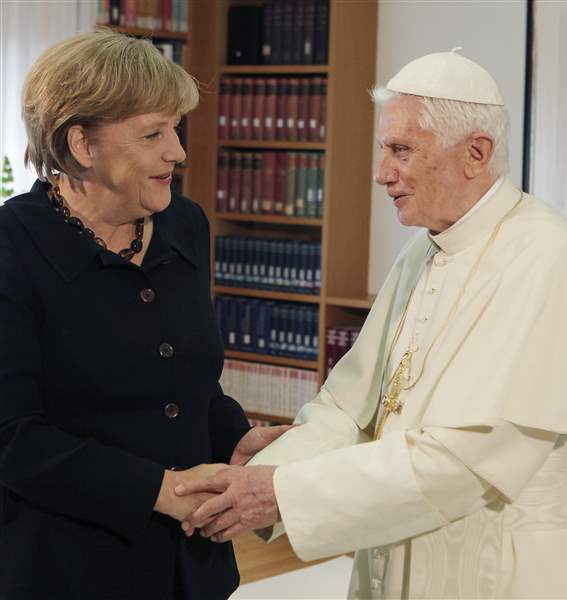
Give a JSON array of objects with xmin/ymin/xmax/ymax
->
[
  {"xmin": 269, "ymin": 305, "xmax": 280, "ymax": 355},
  {"xmin": 251, "ymin": 239, "xmax": 261, "ymax": 287},
  {"xmin": 290, "ymin": 241, "xmax": 301, "ymax": 293},
  {"xmin": 254, "ymin": 301, "xmax": 272, "ymax": 354},
  {"xmin": 278, "ymin": 306, "xmax": 289, "ymax": 356},
  {"xmin": 295, "ymin": 307, "xmax": 306, "ymax": 357},
  {"xmin": 225, "ymin": 297, "xmax": 238, "ymax": 349},
  {"xmin": 244, "ymin": 238, "xmax": 255, "ymax": 287},
  {"xmin": 235, "ymin": 238, "xmax": 246, "ymax": 286},
  {"xmin": 275, "ymin": 240, "xmax": 285, "ymax": 289},
  {"xmin": 239, "ymin": 299, "xmax": 253, "ymax": 352},
  {"xmin": 311, "ymin": 308, "xmax": 319, "ymax": 359},
  {"xmin": 266, "ymin": 240, "xmax": 277, "ymax": 289},
  {"xmin": 298, "ymin": 242, "xmax": 309, "ymax": 293},
  {"xmin": 314, "ymin": 243, "xmax": 321, "ymax": 294},
  {"xmin": 282, "ymin": 241, "xmax": 293, "ymax": 290},
  {"xmin": 287, "ymin": 306, "xmax": 297, "ymax": 356},
  {"xmin": 225, "ymin": 237, "xmax": 236, "ymax": 286},
  {"xmin": 215, "ymin": 237, "xmax": 223, "ymax": 285},
  {"xmin": 259, "ymin": 240, "xmax": 270, "ymax": 288}
]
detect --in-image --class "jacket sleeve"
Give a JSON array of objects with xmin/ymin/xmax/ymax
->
[
  {"xmin": 0, "ymin": 242, "xmax": 165, "ymax": 543},
  {"xmin": 208, "ymin": 384, "xmax": 251, "ymax": 464}
]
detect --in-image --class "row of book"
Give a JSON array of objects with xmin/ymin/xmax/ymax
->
[
  {"xmin": 215, "ymin": 297, "xmax": 319, "ymax": 361},
  {"xmin": 326, "ymin": 325, "xmax": 361, "ymax": 376},
  {"xmin": 227, "ymin": 0, "xmax": 329, "ymax": 66},
  {"xmin": 218, "ymin": 77, "xmax": 327, "ymax": 142},
  {"xmin": 98, "ymin": 0, "xmax": 188, "ymax": 32},
  {"xmin": 217, "ymin": 151, "xmax": 324, "ymax": 218},
  {"xmin": 153, "ymin": 39, "xmax": 184, "ymax": 65},
  {"xmin": 215, "ymin": 237, "xmax": 321, "ymax": 295},
  {"xmin": 220, "ymin": 359, "xmax": 317, "ymax": 419}
]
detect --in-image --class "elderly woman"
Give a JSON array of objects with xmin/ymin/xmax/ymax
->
[{"xmin": 0, "ymin": 30, "xmax": 286, "ymax": 600}]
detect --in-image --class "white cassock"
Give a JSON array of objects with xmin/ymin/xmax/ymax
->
[{"xmin": 249, "ymin": 178, "xmax": 567, "ymax": 599}]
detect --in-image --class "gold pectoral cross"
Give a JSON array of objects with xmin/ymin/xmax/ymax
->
[{"xmin": 374, "ymin": 350, "xmax": 413, "ymax": 440}]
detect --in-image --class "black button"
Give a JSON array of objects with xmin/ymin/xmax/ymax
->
[
  {"xmin": 140, "ymin": 288, "xmax": 156, "ymax": 303},
  {"xmin": 164, "ymin": 403, "xmax": 179, "ymax": 419},
  {"xmin": 159, "ymin": 343, "xmax": 174, "ymax": 359}
]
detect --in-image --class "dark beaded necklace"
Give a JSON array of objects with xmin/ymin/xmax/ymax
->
[{"xmin": 47, "ymin": 181, "xmax": 144, "ymax": 262}]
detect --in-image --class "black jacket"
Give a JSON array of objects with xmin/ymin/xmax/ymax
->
[{"xmin": 0, "ymin": 180, "xmax": 250, "ymax": 600}]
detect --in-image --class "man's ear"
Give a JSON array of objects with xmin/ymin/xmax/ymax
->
[
  {"xmin": 463, "ymin": 133, "xmax": 495, "ymax": 179},
  {"xmin": 67, "ymin": 125, "xmax": 96, "ymax": 169}
]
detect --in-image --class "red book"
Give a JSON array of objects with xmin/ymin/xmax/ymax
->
[
  {"xmin": 229, "ymin": 78, "xmax": 243, "ymax": 139},
  {"xmin": 275, "ymin": 78, "xmax": 287, "ymax": 141},
  {"xmin": 261, "ymin": 152, "xmax": 277, "ymax": 214},
  {"xmin": 240, "ymin": 153, "xmax": 253, "ymax": 213},
  {"xmin": 161, "ymin": 0, "xmax": 171, "ymax": 30},
  {"xmin": 228, "ymin": 152, "xmax": 242, "ymax": 212},
  {"xmin": 308, "ymin": 77, "xmax": 322, "ymax": 142},
  {"xmin": 251, "ymin": 153, "xmax": 263, "ymax": 214},
  {"xmin": 252, "ymin": 78, "xmax": 266, "ymax": 141},
  {"xmin": 216, "ymin": 151, "xmax": 230, "ymax": 212},
  {"xmin": 218, "ymin": 78, "xmax": 231, "ymax": 140},
  {"xmin": 241, "ymin": 78, "xmax": 254, "ymax": 140},
  {"xmin": 264, "ymin": 78, "xmax": 277, "ymax": 140},
  {"xmin": 286, "ymin": 78, "xmax": 299, "ymax": 141},
  {"xmin": 297, "ymin": 79, "xmax": 309, "ymax": 141},
  {"xmin": 124, "ymin": 0, "xmax": 136, "ymax": 26},
  {"xmin": 274, "ymin": 152, "xmax": 289, "ymax": 215},
  {"xmin": 319, "ymin": 78, "xmax": 327, "ymax": 141}
]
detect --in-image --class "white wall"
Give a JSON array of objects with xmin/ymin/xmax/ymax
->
[{"xmin": 368, "ymin": 0, "xmax": 528, "ymax": 294}]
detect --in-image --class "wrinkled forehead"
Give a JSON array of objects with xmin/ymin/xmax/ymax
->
[{"xmin": 377, "ymin": 95, "xmax": 433, "ymax": 145}]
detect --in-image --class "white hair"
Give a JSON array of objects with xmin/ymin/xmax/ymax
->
[{"xmin": 372, "ymin": 86, "xmax": 510, "ymax": 177}]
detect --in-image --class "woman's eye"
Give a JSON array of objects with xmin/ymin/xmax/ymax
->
[{"xmin": 145, "ymin": 131, "xmax": 161, "ymax": 140}]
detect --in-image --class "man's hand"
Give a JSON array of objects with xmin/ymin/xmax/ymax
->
[
  {"xmin": 230, "ymin": 425, "xmax": 295, "ymax": 465},
  {"xmin": 154, "ymin": 464, "xmax": 227, "ymax": 526},
  {"xmin": 174, "ymin": 465, "xmax": 279, "ymax": 542}
]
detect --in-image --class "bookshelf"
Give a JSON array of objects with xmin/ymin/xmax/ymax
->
[{"xmin": 186, "ymin": 0, "xmax": 377, "ymax": 426}]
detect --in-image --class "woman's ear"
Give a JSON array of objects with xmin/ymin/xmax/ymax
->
[
  {"xmin": 463, "ymin": 133, "xmax": 495, "ymax": 179},
  {"xmin": 67, "ymin": 125, "xmax": 96, "ymax": 169}
]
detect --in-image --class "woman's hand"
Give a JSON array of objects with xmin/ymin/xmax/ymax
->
[
  {"xmin": 230, "ymin": 425, "xmax": 296, "ymax": 466},
  {"xmin": 154, "ymin": 464, "xmax": 227, "ymax": 522}
]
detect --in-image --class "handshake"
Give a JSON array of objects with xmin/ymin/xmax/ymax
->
[{"xmin": 154, "ymin": 425, "xmax": 293, "ymax": 543}]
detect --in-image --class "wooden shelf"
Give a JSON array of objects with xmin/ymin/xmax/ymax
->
[
  {"xmin": 327, "ymin": 294, "xmax": 376, "ymax": 310},
  {"xmin": 214, "ymin": 286, "xmax": 320, "ymax": 304},
  {"xmin": 215, "ymin": 212, "xmax": 323, "ymax": 226},
  {"xmin": 221, "ymin": 65, "xmax": 329, "ymax": 75},
  {"xmin": 104, "ymin": 24, "xmax": 188, "ymax": 40},
  {"xmin": 245, "ymin": 411, "xmax": 294, "ymax": 425},
  {"xmin": 219, "ymin": 140, "xmax": 326, "ymax": 151},
  {"xmin": 225, "ymin": 350, "xmax": 318, "ymax": 371}
]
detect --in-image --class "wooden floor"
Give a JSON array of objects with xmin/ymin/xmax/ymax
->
[{"xmin": 233, "ymin": 532, "xmax": 334, "ymax": 584}]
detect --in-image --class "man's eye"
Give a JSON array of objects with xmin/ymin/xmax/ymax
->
[{"xmin": 392, "ymin": 145, "xmax": 409, "ymax": 154}]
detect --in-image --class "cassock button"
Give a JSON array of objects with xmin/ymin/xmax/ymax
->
[
  {"xmin": 159, "ymin": 342, "xmax": 174, "ymax": 359},
  {"xmin": 372, "ymin": 548, "xmax": 385, "ymax": 559},
  {"xmin": 140, "ymin": 288, "xmax": 156, "ymax": 303},
  {"xmin": 370, "ymin": 578, "xmax": 381, "ymax": 590},
  {"xmin": 164, "ymin": 403, "xmax": 180, "ymax": 419},
  {"xmin": 433, "ymin": 253, "xmax": 447, "ymax": 267}
]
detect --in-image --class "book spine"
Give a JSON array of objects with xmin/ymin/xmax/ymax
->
[
  {"xmin": 297, "ymin": 79, "xmax": 309, "ymax": 141},
  {"xmin": 261, "ymin": 0, "xmax": 274, "ymax": 65},
  {"xmin": 274, "ymin": 152, "xmax": 288, "ymax": 215},
  {"xmin": 308, "ymin": 77, "xmax": 321, "ymax": 142},
  {"xmin": 286, "ymin": 78, "xmax": 299, "ymax": 141},
  {"xmin": 275, "ymin": 78, "xmax": 287, "ymax": 141},
  {"xmin": 317, "ymin": 153, "xmax": 325, "ymax": 218},
  {"xmin": 306, "ymin": 152, "xmax": 319, "ymax": 217},
  {"xmin": 314, "ymin": 0, "xmax": 330, "ymax": 64},
  {"xmin": 228, "ymin": 152, "xmax": 242, "ymax": 212},
  {"xmin": 292, "ymin": 0, "xmax": 305, "ymax": 64},
  {"xmin": 285, "ymin": 152, "xmax": 297, "ymax": 217},
  {"xmin": 109, "ymin": 0, "xmax": 121, "ymax": 25},
  {"xmin": 261, "ymin": 152, "xmax": 276, "ymax": 214},
  {"xmin": 281, "ymin": 0, "xmax": 294, "ymax": 64},
  {"xmin": 252, "ymin": 153, "xmax": 263, "ymax": 213},
  {"xmin": 252, "ymin": 78, "xmax": 266, "ymax": 141},
  {"xmin": 264, "ymin": 78, "xmax": 277, "ymax": 140},
  {"xmin": 294, "ymin": 152, "xmax": 308, "ymax": 216},
  {"xmin": 303, "ymin": 0, "xmax": 316, "ymax": 64},
  {"xmin": 161, "ymin": 0, "xmax": 171, "ymax": 31},
  {"xmin": 179, "ymin": 0, "xmax": 188, "ymax": 32},
  {"xmin": 319, "ymin": 78, "xmax": 327, "ymax": 141},
  {"xmin": 216, "ymin": 150, "xmax": 229, "ymax": 212},
  {"xmin": 218, "ymin": 78, "xmax": 231, "ymax": 140},
  {"xmin": 271, "ymin": 0, "xmax": 284, "ymax": 64},
  {"xmin": 241, "ymin": 78, "xmax": 254, "ymax": 140},
  {"xmin": 240, "ymin": 153, "xmax": 253, "ymax": 213},
  {"xmin": 229, "ymin": 79, "xmax": 243, "ymax": 140}
]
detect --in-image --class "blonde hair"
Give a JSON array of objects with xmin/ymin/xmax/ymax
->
[
  {"xmin": 23, "ymin": 28, "xmax": 199, "ymax": 181},
  {"xmin": 372, "ymin": 87, "xmax": 510, "ymax": 177}
]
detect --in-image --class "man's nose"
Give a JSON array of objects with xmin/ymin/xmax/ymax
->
[{"xmin": 374, "ymin": 156, "xmax": 397, "ymax": 186}]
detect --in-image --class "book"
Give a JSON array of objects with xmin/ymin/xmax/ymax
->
[
  {"xmin": 228, "ymin": 152, "xmax": 242, "ymax": 212},
  {"xmin": 319, "ymin": 78, "xmax": 327, "ymax": 141},
  {"xmin": 240, "ymin": 153, "xmax": 254, "ymax": 213},
  {"xmin": 261, "ymin": 0, "xmax": 274, "ymax": 64},
  {"xmin": 252, "ymin": 78, "xmax": 266, "ymax": 141},
  {"xmin": 261, "ymin": 152, "xmax": 277, "ymax": 213},
  {"xmin": 308, "ymin": 77, "xmax": 322, "ymax": 142},
  {"xmin": 216, "ymin": 150, "xmax": 230, "ymax": 212},
  {"xmin": 292, "ymin": 0, "xmax": 305, "ymax": 64},
  {"xmin": 297, "ymin": 79, "xmax": 310, "ymax": 141},
  {"xmin": 271, "ymin": 0, "xmax": 285, "ymax": 64},
  {"xmin": 295, "ymin": 153, "xmax": 308, "ymax": 216},
  {"xmin": 286, "ymin": 78, "xmax": 299, "ymax": 141},
  {"xmin": 252, "ymin": 153, "xmax": 263, "ymax": 213},
  {"xmin": 241, "ymin": 78, "xmax": 254, "ymax": 139},
  {"xmin": 306, "ymin": 153, "xmax": 319, "ymax": 217},
  {"xmin": 317, "ymin": 153, "xmax": 325, "ymax": 217},
  {"xmin": 264, "ymin": 78, "xmax": 277, "ymax": 140},
  {"xmin": 314, "ymin": 0, "xmax": 330, "ymax": 64},
  {"xmin": 275, "ymin": 79, "xmax": 287, "ymax": 141},
  {"xmin": 229, "ymin": 78, "xmax": 243, "ymax": 139},
  {"xmin": 285, "ymin": 152, "xmax": 297, "ymax": 217},
  {"xmin": 218, "ymin": 78, "xmax": 231, "ymax": 140},
  {"xmin": 303, "ymin": 0, "xmax": 316, "ymax": 64},
  {"xmin": 274, "ymin": 152, "xmax": 288, "ymax": 215}
]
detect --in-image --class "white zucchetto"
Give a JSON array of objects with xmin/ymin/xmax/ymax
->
[{"xmin": 386, "ymin": 49, "xmax": 505, "ymax": 106}]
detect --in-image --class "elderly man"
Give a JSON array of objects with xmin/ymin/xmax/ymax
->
[{"xmin": 177, "ymin": 51, "xmax": 567, "ymax": 599}]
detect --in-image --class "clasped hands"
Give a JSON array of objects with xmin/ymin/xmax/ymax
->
[{"xmin": 154, "ymin": 425, "xmax": 292, "ymax": 542}]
